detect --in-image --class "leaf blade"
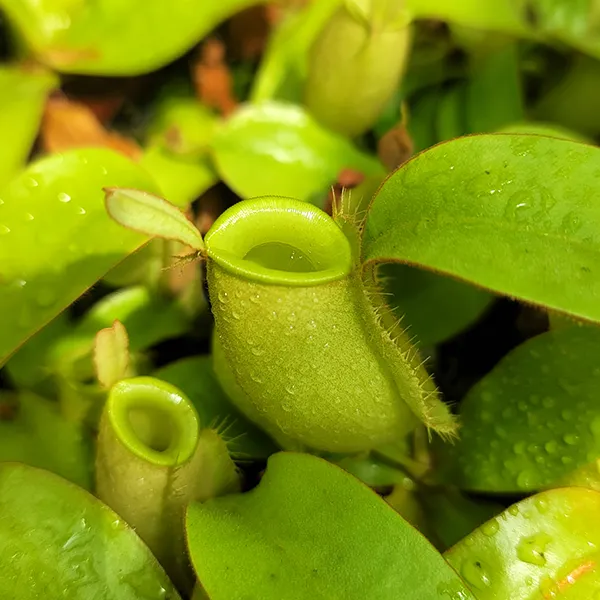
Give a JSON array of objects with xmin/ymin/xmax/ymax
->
[{"xmin": 363, "ymin": 134, "xmax": 600, "ymax": 322}]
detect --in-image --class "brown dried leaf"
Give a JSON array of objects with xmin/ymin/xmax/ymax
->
[
  {"xmin": 41, "ymin": 95, "xmax": 141, "ymax": 159},
  {"xmin": 192, "ymin": 38, "xmax": 238, "ymax": 117},
  {"xmin": 377, "ymin": 124, "xmax": 414, "ymax": 172}
]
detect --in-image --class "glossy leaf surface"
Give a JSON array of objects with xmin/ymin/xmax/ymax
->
[
  {"xmin": 363, "ymin": 135, "xmax": 600, "ymax": 323},
  {"xmin": 0, "ymin": 463, "xmax": 180, "ymax": 598},
  {"xmin": 211, "ymin": 102, "xmax": 384, "ymax": 202},
  {"xmin": 438, "ymin": 325, "xmax": 600, "ymax": 492},
  {"xmin": 445, "ymin": 488, "xmax": 600, "ymax": 599},
  {"xmin": 0, "ymin": 66, "xmax": 57, "ymax": 187},
  {"xmin": 0, "ymin": 148, "xmax": 158, "ymax": 366},
  {"xmin": 0, "ymin": 0, "xmax": 263, "ymax": 74},
  {"xmin": 186, "ymin": 452, "xmax": 474, "ymax": 600}
]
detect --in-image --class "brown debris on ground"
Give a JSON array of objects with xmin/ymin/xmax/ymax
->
[
  {"xmin": 41, "ymin": 94, "xmax": 141, "ymax": 159},
  {"xmin": 192, "ymin": 38, "xmax": 238, "ymax": 117}
]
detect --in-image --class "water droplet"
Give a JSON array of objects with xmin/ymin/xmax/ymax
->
[
  {"xmin": 563, "ymin": 433, "xmax": 578, "ymax": 445},
  {"xmin": 460, "ymin": 559, "xmax": 491, "ymax": 590},
  {"xmin": 517, "ymin": 532, "xmax": 552, "ymax": 566},
  {"xmin": 58, "ymin": 192, "xmax": 71, "ymax": 203},
  {"xmin": 23, "ymin": 212, "xmax": 34, "ymax": 222},
  {"xmin": 285, "ymin": 385, "xmax": 296, "ymax": 396},
  {"xmin": 0, "ymin": 224, "xmax": 10, "ymax": 234},
  {"xmin": 562, "ymin": 409, "xmax": 573, "ymax": 421},
  {"xmin": 502, "ymin": 407, "xmax": 514, "ymax": 419},
  {"xmin": 36, "ymin": 287, "xmax": 56, "ymax": 308},
  {"xmin": 513, "ymin": 441, "xmax": 526, "ymax": 455},
  {"xmin": 480, "ymin": 410, "xmax": 493, "ymax": 423},
  {"xmin": 530, "ymin": 395, "xmax": 540, "ymax": 405},
  {"xmin": 518, "ymin": 400, "xmax": 528, "ymax": 412},
  {"xmin": 517, "ymin": 470, "xmax": 536, "ymax": 489},
  {"xmin": 534, "ymin": 497, "xmax": 549, "ymax": 514},
  {"xmin": 508, "ymin": 505, "xmax": 520, "ymax": 516},
  {"xmin": 251, "ymin": 347, "xmax": 264, "ymax": 356},
  {"xmin": 218, "ymin": 290, "xmax": 228, "ymax": 303},
  {"xmin": 481, "ymin": 391, "xmax": 494, "ymax": 403},
  {"xmin": 75, "ymin": 206, "xmax": 86, "ymax": 215},
  {"xmin": 590, "ymin": 417, "xmax": 600, "ymax": 439},
  {"xmin": 481, "ymin": 519, "xmax": 499, "ymax": 537},
  {"xmin": 232, "ymin": 310, "xmax": 240, "ymax": 320},
  {"xmin": 544, "ymin": 440, "xmax": 558, "ymax": 454},
  {"xmin": 561, "ymin": 455, "xmax": 573, "ymax": 465},
  {"xmin": 542, "ymin": 397, "xmax": 555, "ymax": 409},
  {"xmin": 25, "ymin": 177, "xmax": 38, "ymax": 188}
]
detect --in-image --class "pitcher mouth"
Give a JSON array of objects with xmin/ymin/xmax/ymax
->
[{"xmin": 204, "ymin": 197, "xmax": 353, "ymax": 286}]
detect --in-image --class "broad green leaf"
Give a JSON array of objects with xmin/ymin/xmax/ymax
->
[
  {"xmin": 379, "ymin": 263, "xmax": 493, "ymax": 347},
  {"xmin": 154, "ymin": 355, "xmax": 277, "ymax": 460},
  {"xmin": 0, "ymin": 392, "xmax": 92, "ymax": 488},
  {"xmin": 363, "ymin": 134, "xmax": 600, "ymax": 323},
  {"xmin": 0, "ymin": 148, "xmax": 158, "ymax": 366},
  {"xmin": 444, "ymin": 488, "xmax": 600, "ymax": 599},
  {"xmin": 464, "ymin": 44, "xmax": 524, "ymax": 134},
  {"xmin": 145, "ymin": 96, "xmax": 218, "ymax": 159},
  {"xmin": 0, "ymin": 462, "xmax": 180, "ymax": 599},
  {"xmin": 436, "ymin": 325, "xmax": 600, "ymax": 493},
  {"xmin": 186, "ymin": 452, "xmax": 475, "ymax": 600},
  {"xmin": 105, "ymin": 188, "xmax": 204, "ymax": 251},
  {"xmin": 211, "ymin": 102, "xmax": 384, "ymax": 202},
  {"xmin": 0, "ymin": 0, "xmax": 263, "ymax": 75},
  {"xmin": 0, "ymin": 66, "xmax": 57, "ymax": 187},
  {"xmin": 251, "ymin": 0, "xmax": 343, "ymax": 103},
  {"xmin": 139, "ymin": 146, "xmax": 217, "ymax": 209},
  {"xmin": 76, "ymin": 285, "xmax": 189, "ymax": 353}
]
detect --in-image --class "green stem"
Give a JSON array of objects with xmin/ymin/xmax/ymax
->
[{"xmin": 95, "ymin": 376, "xmax": 239, "ymax": 592}]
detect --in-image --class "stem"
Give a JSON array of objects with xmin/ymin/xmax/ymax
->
[{"xmin": 95, "ymin": 376, "xmax": 239, "ymax": 592}]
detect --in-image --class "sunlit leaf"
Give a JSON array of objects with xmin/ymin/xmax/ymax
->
[
  {"xmin": 0, "ymin": 0, "xmax": 264, "ymax": 74},
  {"xmin": 211, "ymin": 101, "xmax": 384, "ymax": 202},
  {"xmin": 436, "ymin": 325, "xmax": 600, "ymax": 493},
  {"xmin": 0, "ymin": 463, "xmax": 180, "ymax": 598},
  {"xmin": 186, "ymin": 452, "xmax": 474, "ymax": 599},
  {"xmin": 0, "ymin": 65, "xmax": 57, "ymax": 187},
  {"xmin": 0, "ymin": 148, "xmax": 158, "ymax": 366},
  {"xmin": 363, "ymin": 134, "xmax": 600, "ymax": 323},
  {"xmin": 445, "ymin": 488, "xmax": 600, "ymax": 599}
]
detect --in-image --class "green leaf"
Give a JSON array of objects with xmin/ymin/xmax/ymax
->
[
  {"xmin": 145, "ymin": 96, "xmax": 218, "ymax": 159},
  {"xmin": 436, "ymin": 325, "xmax": 600, "ymax": 493},
  {"xmin": 379, "ymin": 263, "xmax": 493, "ymax": 347},
  {"xmin": 0, "ymin": 462, "xmax": 180, "ymax": 599},
  {"xmin": 0, "ymin": 66, "xmax": 57, "ymax": 187},
  {"xmin": 0, "ymin": 0, "xmax": 264, "ymax": 75},
  {"xmin": 363, "ymin": 134, "xmax": 600, "ymax": 323},
  {"xmin": 444, "ymin": 487, "xmax": 600, "ymax": 599},
  {"xmin": 0, "ymin": 392, "xmax": 92, "ymax": 489},
  {"xmin": 186, "ymin": 452, "xmax": 475, "ymax": 600},
  {"xmin": 0, "ymin": 148, "xmax": 159, "ymax": 366},
  {"xmin": 75, "ymin": 285, "xmax": 189, "ymax": 353},
  {"xmin": 154, "ymin": 355, "xmax": 278, "ymax": 460},
  {"xmin": 105, "ymin": 188, "xmax": 205, "ymax": 251},
  {"xmin": 211, "ymin": 101, "xmax": 384, "ymax": 202},
  {"xmin": 139, "ymin": 146, "xmax": 217, "ymax": 209}
]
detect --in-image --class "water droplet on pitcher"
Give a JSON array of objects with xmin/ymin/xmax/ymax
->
[
  {"xmin": 481, "ymin": 519, "xmax": 499, "ymax": 537},
  {"xmin": 460, "ymin": 559, "xmax": 491, "ymax": 590},
  {"xmin": 517, "ymin": 532, "xmax": 552, "ymax": 566},
  {"xmin": 0, "ymin": 224, "xmax": 10, "ymax": 234},
  {"xmin": 58, "ymin": 192, "xmax": 71, "ymax": 203}
]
